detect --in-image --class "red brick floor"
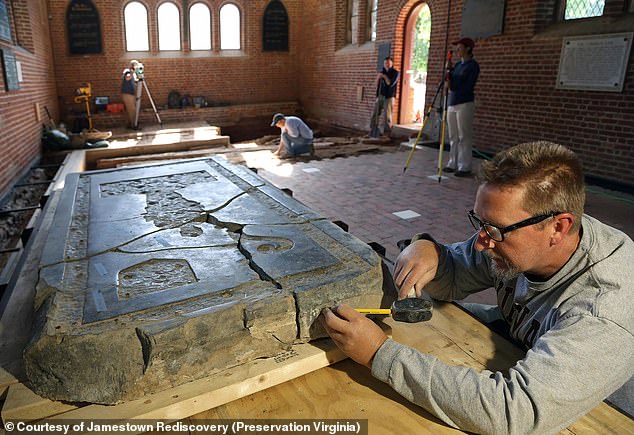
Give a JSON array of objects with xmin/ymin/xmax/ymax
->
[{"xmin": 254, "ymin": 147, "xmax": 634, "ymax": 305}]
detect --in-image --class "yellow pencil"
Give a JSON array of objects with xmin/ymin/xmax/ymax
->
[{"xmin": 355, "ymin": 308, "xmax": 391, "ymax": 315}]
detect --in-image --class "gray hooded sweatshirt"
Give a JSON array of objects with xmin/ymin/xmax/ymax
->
[{"xmin": 372, "ymin": 214, "xmax": 634, "ymax": 434}]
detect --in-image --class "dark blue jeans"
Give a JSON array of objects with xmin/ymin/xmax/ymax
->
[{"xmin": 281, "ymin": 132, "xmax": 313, "ymax": 156}]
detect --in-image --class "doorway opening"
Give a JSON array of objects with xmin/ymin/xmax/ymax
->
[{"xmin": 399, "ymin": 3, "xmax": 431, "ymax": 127}]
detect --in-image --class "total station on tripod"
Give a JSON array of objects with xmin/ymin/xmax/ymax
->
[
  {"xmin": 123, "ymin": 61, "xmax": 144, "ymax": 80},
  {"xmin": 134, "ymin": 62, "xmax": 145, "ymax": 80},
  {"xmin": 129, "ymin": 60, "xmax": 163, "ymax": 128}
]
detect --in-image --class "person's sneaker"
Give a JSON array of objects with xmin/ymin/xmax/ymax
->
[
  {"xmin": 442, "ymin": 167, "xmax": 455, "ymax": 173},
  {"xmin": 454, "ymin": 170, "xmax": 472, "ymax": 177}
]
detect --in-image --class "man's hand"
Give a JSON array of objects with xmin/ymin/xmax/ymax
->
[
  {"xmin": 393, "ymin": 240, "xmax": 440, "ymax": 299},
  {"xmin": 377, "ymin": 72, "xmax": 392, "ymax": 85},
  {"xmin": 320, "ymin": 304, "xmax": 388, "ymax": 369}
]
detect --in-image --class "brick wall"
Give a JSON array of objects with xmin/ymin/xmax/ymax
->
[
  {"xmin": 464, "ymin": 0, "xmax": 633, "ymax": 186},
  {"xmin": 47, "ymin": 0, "xmax": 303, "ymax": 129},
  {"xmin": 3, "ymin": 0, "xmax": 632, "ymax": 194},
  {"xmin": 297, "ymin": 0, "xmax": 402, "ymax": 132},
  {"xmin": 296, "ymin": 0, "xmax": 634, "ymax": 187},
  {"xmin": 0, "ymin": 0, "xmax": 58, "ymax": 197},
  {"xmin": 88, "ymin": 100, "xmax": 300, "ymax": 142}
]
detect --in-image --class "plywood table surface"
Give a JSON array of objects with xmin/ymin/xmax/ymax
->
[{"xmin": 188, "ymin": 302, "xmax": 634, "ymax": 435}]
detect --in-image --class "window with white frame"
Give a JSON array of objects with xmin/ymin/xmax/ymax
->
[
  {"xmin": 220, "ymin": 3, "xmax": 241, "ymax": 50},
  {"xmin": 190, "ymin": 3, "xmax": 212, "ymax": 50},
  {"xmin": 158, "ymin": 2, "xmax": 181, "ymax": 50},
  {"xmin": 124, "ymin": 2, "xmax": 149, "ymax": 51},
  {"xmin": 563, "ymin": 0, "xmax": 605, "ymax": 19}
]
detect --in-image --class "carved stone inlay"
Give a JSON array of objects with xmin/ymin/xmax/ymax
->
[{"xmin": 25, "ymin": 157, "xmax": 385, "ymax": 404}]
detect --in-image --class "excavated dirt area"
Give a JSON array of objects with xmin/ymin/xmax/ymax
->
[
  {"xmin": 0, "ymin": 165, "xmax": 59, "ymax": 273},
  {"xmin": 93, "ymin": 134, "xmax": 403, "ymax": 170}
]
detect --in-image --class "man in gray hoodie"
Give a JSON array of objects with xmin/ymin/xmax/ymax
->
[{"xmin": 321, "ymin": 141, "xmax": 634, "ymax": 434}]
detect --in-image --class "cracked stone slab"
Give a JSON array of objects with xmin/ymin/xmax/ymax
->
[{"xmin": 25, "ymin": 157, "xmax": 385, "ymax": 404}]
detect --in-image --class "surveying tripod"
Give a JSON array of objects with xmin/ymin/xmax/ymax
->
[
  {"xmin": 402, "ymin": 50, "xmax": 453, "ymax": 183},
  {"xmin": 401, "ymin": 78, "xmax": 444, "ymax": 173},
  {"xmin": 134, "ymin": 78, "xmax": 162, "ymax": 129}
]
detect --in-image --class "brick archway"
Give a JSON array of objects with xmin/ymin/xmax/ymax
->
[
  {"xmin": 398, "ymin": 2, "xmax": 432, "ymax": 124},
  {"xmin": 393, "ymin": 0, "xmax": 450, "ymax": 125}
]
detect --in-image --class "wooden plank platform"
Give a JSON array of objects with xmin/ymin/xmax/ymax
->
[
  {"xmin": 84, "ymin": 136, "xmax": 231, "ymax": 168},
  {"xmin": 194, "ymin": 304, "xmax": 634, "ymax": 435}
]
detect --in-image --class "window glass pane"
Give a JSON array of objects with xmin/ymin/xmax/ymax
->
[
  {"xmin": 158, "ymin": 2, "xmax": 181, "ymax": 50},
  {"xmin": 367, "ymin": 0, "xmax": 378, "ymax": 42},
  {"xmin": 190, "ymin": 3, "xmax": 211, "ymax": 50},
  {"xmin": 220, "ymin": 3, "xmax": 240, "ymax": 49},
  {"xmin": 564, "ymin": 0, "xmax": 605, "ymax": 20},
  {"xmin": 124, "ymin": 2, "xmax": 149, "ymax": 51}
]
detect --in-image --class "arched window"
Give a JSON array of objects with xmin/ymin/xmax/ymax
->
[
  {"xmin": 262, "ymin": 0, "xmax": 288, "ymax": 51},
  {"xmin": 124, "ymin": 2, "xmax": 149, "ymax": 51},
  {"xmin": 220, "ymin": 3, "xmax": 241, "ymax": 50},
  {"xmin": 190, "ymin": 3, "xmax": 212, "ymax": 50},
  {"xmin": 158, "ymin": 2, "xmax": 181, "ymax": 50}
]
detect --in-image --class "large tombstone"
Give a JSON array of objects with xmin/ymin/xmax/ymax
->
[{"xmin": 24, "ymin": 157, "xmax": 386, "ymax": 404}]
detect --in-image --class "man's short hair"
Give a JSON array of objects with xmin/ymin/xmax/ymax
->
[
  {"xmin": 384, "ymin": 56, "xmax": 393, "ymax": 62},
  {"xmin": 478, "ymin": 141, "xmax": 585, "ymax": 231}
]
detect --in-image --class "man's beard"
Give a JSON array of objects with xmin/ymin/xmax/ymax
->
[{"xmin": 484, "ymin": 251, "xmax": 520, "ymax": 281}]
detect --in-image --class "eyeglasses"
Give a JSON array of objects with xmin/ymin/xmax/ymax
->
[{"xmin": 467, "ymin": 210, "xmax": 561, "ymax": 242}]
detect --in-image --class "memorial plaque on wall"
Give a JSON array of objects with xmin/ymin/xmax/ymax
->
[
  {"xmin": 0, "ymin": 0, "xmax": 11, "ymax": 42},
  {"xmin": 461, "ymin": 0, "xmax": 505, "ymax": 39},
  {"xmin": 377, "ymin": 42, "xmax": 391, "ymax": 71},
  {"xmin": 556, "ymin": 33, "xmax": 633, "ymax": 92},
  {"xmin": 262, "ymin": 0, "xmax": 288, "ymax": 51},
  {"xmin": 2, "ymin": 48, "xmax": 19, "ymax": 91},
  {"xmin": 67, "ymin": 0, "xmax": 102, "ymax": 54}
]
